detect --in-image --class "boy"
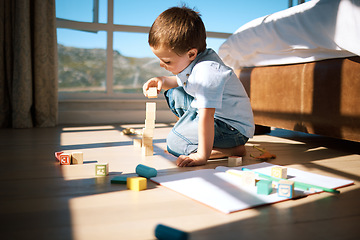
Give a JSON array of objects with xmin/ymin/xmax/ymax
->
[{"xmin": 143, "ymin": 6, "xmax": 254, "ymax": 167}]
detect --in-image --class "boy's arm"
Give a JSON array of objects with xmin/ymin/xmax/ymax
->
[
  {"xmin": 160, "ymin": 76, "xmax": 178, "ymax": 90},
  {"xmin": 176, "ymin": 108, "xmax": 215, "ymax": 167},
  {"xmin": 143, "ymin": 76, "xmax": 178, "ymax": 97}
]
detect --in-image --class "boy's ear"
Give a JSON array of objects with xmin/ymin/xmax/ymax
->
[{"xmin": 187, "ymin": 48, "xmax": 198, "ymax": 60}]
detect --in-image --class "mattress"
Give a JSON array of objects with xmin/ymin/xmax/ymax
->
[{"xmin": 219, "ymin": 0, "xmax": 360, "ymax": 68}]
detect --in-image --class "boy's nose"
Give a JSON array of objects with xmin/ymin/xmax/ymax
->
[{"xmin": 160, "ymin": 61, "xmax": 165, "ymax": 68}]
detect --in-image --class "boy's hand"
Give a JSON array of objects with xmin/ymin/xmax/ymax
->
[
  {"xmin": 176, "ymin": 153, "xmax": 207, "ymax": 167},
  {"xmin": 143, "ymin": 77, "xmax": 163, "ymax": 97}
]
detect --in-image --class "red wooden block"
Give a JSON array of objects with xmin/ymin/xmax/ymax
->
[
  {"xmin": 55, "ymin": 151, "xmax": 63, "ymax": 161},
  {"xmin": 59, "ymin": 153, "xmax": 71, "ymax": 165}
]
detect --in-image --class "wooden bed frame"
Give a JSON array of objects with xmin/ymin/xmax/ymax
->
[{"xmin": 236, "ymin": 56, "xmax": 360, "ymax": 142}]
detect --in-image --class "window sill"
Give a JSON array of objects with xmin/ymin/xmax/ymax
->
[{"xmin": 58, "ymin": 98, "xmax": 175, "ymax": 124}]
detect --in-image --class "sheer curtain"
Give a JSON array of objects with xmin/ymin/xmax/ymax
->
[{"xmin": 0, "ymin": 0, "xmax": 58, "ymax": 128}]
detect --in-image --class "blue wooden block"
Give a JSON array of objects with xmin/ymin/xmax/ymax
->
[
  {"xmin": 110, "ymin": 176, "xmax": 127, "ymax": 184},
  {"xmin": 256, "ymin": 179, "xmax": 273, "ymax": 195},
  {"xmin": 155, "ymin": 224, "xmax": 188, "ymax": 240},
  {"xmin": 278, "ymin": 180, "xmax": 295, "ymax": 198},
  {"xmin": 136, "ymin": 164, "xmax": 157, "ymax": 178}
]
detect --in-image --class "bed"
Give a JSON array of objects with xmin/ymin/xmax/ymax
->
[{"xmin": 219, "ymin": 0, "xmax": 360, "ymax": 142}]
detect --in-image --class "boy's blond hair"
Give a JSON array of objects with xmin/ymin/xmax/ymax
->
[{"xmin": 148, "ymin": 6, "xmax": 206, "ymax": 55}]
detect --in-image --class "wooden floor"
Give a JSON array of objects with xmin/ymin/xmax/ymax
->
[{"xmin": 1, "ymin": 123, "xmax": 359, "ymax": 240}]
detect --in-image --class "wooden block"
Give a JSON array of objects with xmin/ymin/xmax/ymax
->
[
  {"xmin": 278, "ymin": 180, "xmax": 294, "ymax": 198},
  {"xmin": 95, "ymin": 163, "xmax": 109, "ymax": 176},
  {"xmin": 145, "ymin": 119, "xmax": 155, "ymax": 129},
  {"xmin": 155, "ymin": 224, "xmax": 189, "ymax": 240},
  {"xmin": 147, "ymin": 87, "xmax": 158, "ymax": 98},
  {"xmin": 133, "ymin": 138, "xmax": 142, "ymax": 148},
  {"xmin": 127, "ymin": 177, "xmax": 147, "ymax": 191},
  {"xmin": 55, "ymin": 151, "xmax": 63, "ymax": 161},
  {"xmin": 146, "ymin": 102, "xmax": 156, "ymax": 112},
  {"xmin": 142, "ymin": 145, "xmax": 154, "ymax": 156},
  {"xmin": 136, "ymin": 164, "xmax": 157, "ymax": 178},
  {"xmin": 142, "ymin": 137, "xmax": 153, "ymax": 147},
  {"xmin": 146, "ymin": 110, "xmax": 156, "ymax": 120},
  {"xmin": 59, "ymin": 153, "xmax": 71, "ymax": 165},
  {"xmin": 256, "ymin": 180, "xmax": 273, "ymax": 195},
  {"xmin": 71, "ymin": 151, "xmax": 83, "ymax": 164},
  {"xmin": 143, "ymin": 128, "xmax": 154, "ymax": 138},
  {"xmin": 271, "ymin": 166, "xmax": 287, "ymax": 179},
  {"xmin": 242, "ymin": 171, "xmax": 256, "ymax": 186},
  {"xmin": 227, "ymin": 156, "xmax": 242, "ymax": 167},
  {"xmin": 111, "ymin": 176, "xmax": 128, "ymax": 184}
]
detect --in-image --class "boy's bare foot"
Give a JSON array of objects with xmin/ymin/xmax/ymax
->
[{"xmin": 209, "ymin": 145, "xmax": 246, "ymax": 159}]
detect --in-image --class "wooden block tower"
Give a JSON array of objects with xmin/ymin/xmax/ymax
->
[{"xmin": 139, "ymin": 87, "xmax": 157, "ymax": 156}]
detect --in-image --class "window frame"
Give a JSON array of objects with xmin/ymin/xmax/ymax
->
[{"xmin": 56, "ymin": 0, "xmax": 231, "ymax": 100}]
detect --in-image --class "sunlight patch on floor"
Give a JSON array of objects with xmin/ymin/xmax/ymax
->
[
  {"xmin": 62, "ymin": 125, "xmax": 116, "ymax": 131},
  {"xmin": 249, "ymin": 135, "xmax": 306, "ymax": 145}
]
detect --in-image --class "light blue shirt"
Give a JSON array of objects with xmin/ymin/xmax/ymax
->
[{"xmin": 176, "ymin": 48, "xmax": 255, "ymax": 138}]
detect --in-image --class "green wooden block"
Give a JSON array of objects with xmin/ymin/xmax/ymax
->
[
  {"xmin": 256, "ymin": 179, "xmax": 273, "ymax": 195},
  {"xmin": 155, "ymin": 224, "xmax": 188, "ymax": 240},
  {"xmin": 95, "ymin": 163, "xmax": 109, "ymax": 176},
  {"xmin": 111, "ymin": 176, "xmax": 127, "ymax": 184}
]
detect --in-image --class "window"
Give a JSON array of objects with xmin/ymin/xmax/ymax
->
[
  {"xmin": 56, "ymin": 0, "xmax": 289, "ymax": 99},
  {"xmin": 57, "ymin": 29, "xmax": 107, "ymax": 93}
]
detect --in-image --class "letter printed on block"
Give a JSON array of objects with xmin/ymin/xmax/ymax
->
[{"xmin": 59, "ymin": 153, "xmax": 71, "ymax": 165}]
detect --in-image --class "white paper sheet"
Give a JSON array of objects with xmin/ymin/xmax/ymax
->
[{"xmin": 151, "ymin": 163, "xmax": 354, "ymax": 214}]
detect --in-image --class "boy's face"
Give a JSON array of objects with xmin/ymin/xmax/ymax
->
[{"xmin": 151, "ymin": 46, "xmax": 197, "ymax": 75}]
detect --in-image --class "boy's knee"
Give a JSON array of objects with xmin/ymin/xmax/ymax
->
[
  {"xmin": 166, "ymin": 129, "xmax": 197, "ymax": 157},
  {"xmin": 166, "ymin": 130, "xmax": 183, "ymax": 156}
]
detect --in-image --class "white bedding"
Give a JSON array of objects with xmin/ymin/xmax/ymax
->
[{"xmin": 219, "ymin": 0, "xmax": 360, "ymax": 68}]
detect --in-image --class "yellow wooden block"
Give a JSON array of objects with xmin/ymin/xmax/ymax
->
[
  {"xmin": 127, "ymin": 177, "xmax": 147, "ymax": 191},
  {"xmin": 271, "ymin": 166, "xmax": 287, "ymax": 179},
  {"xmin": 147, "ymin": 87, "xmax": 158, "ymax": 98}
]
